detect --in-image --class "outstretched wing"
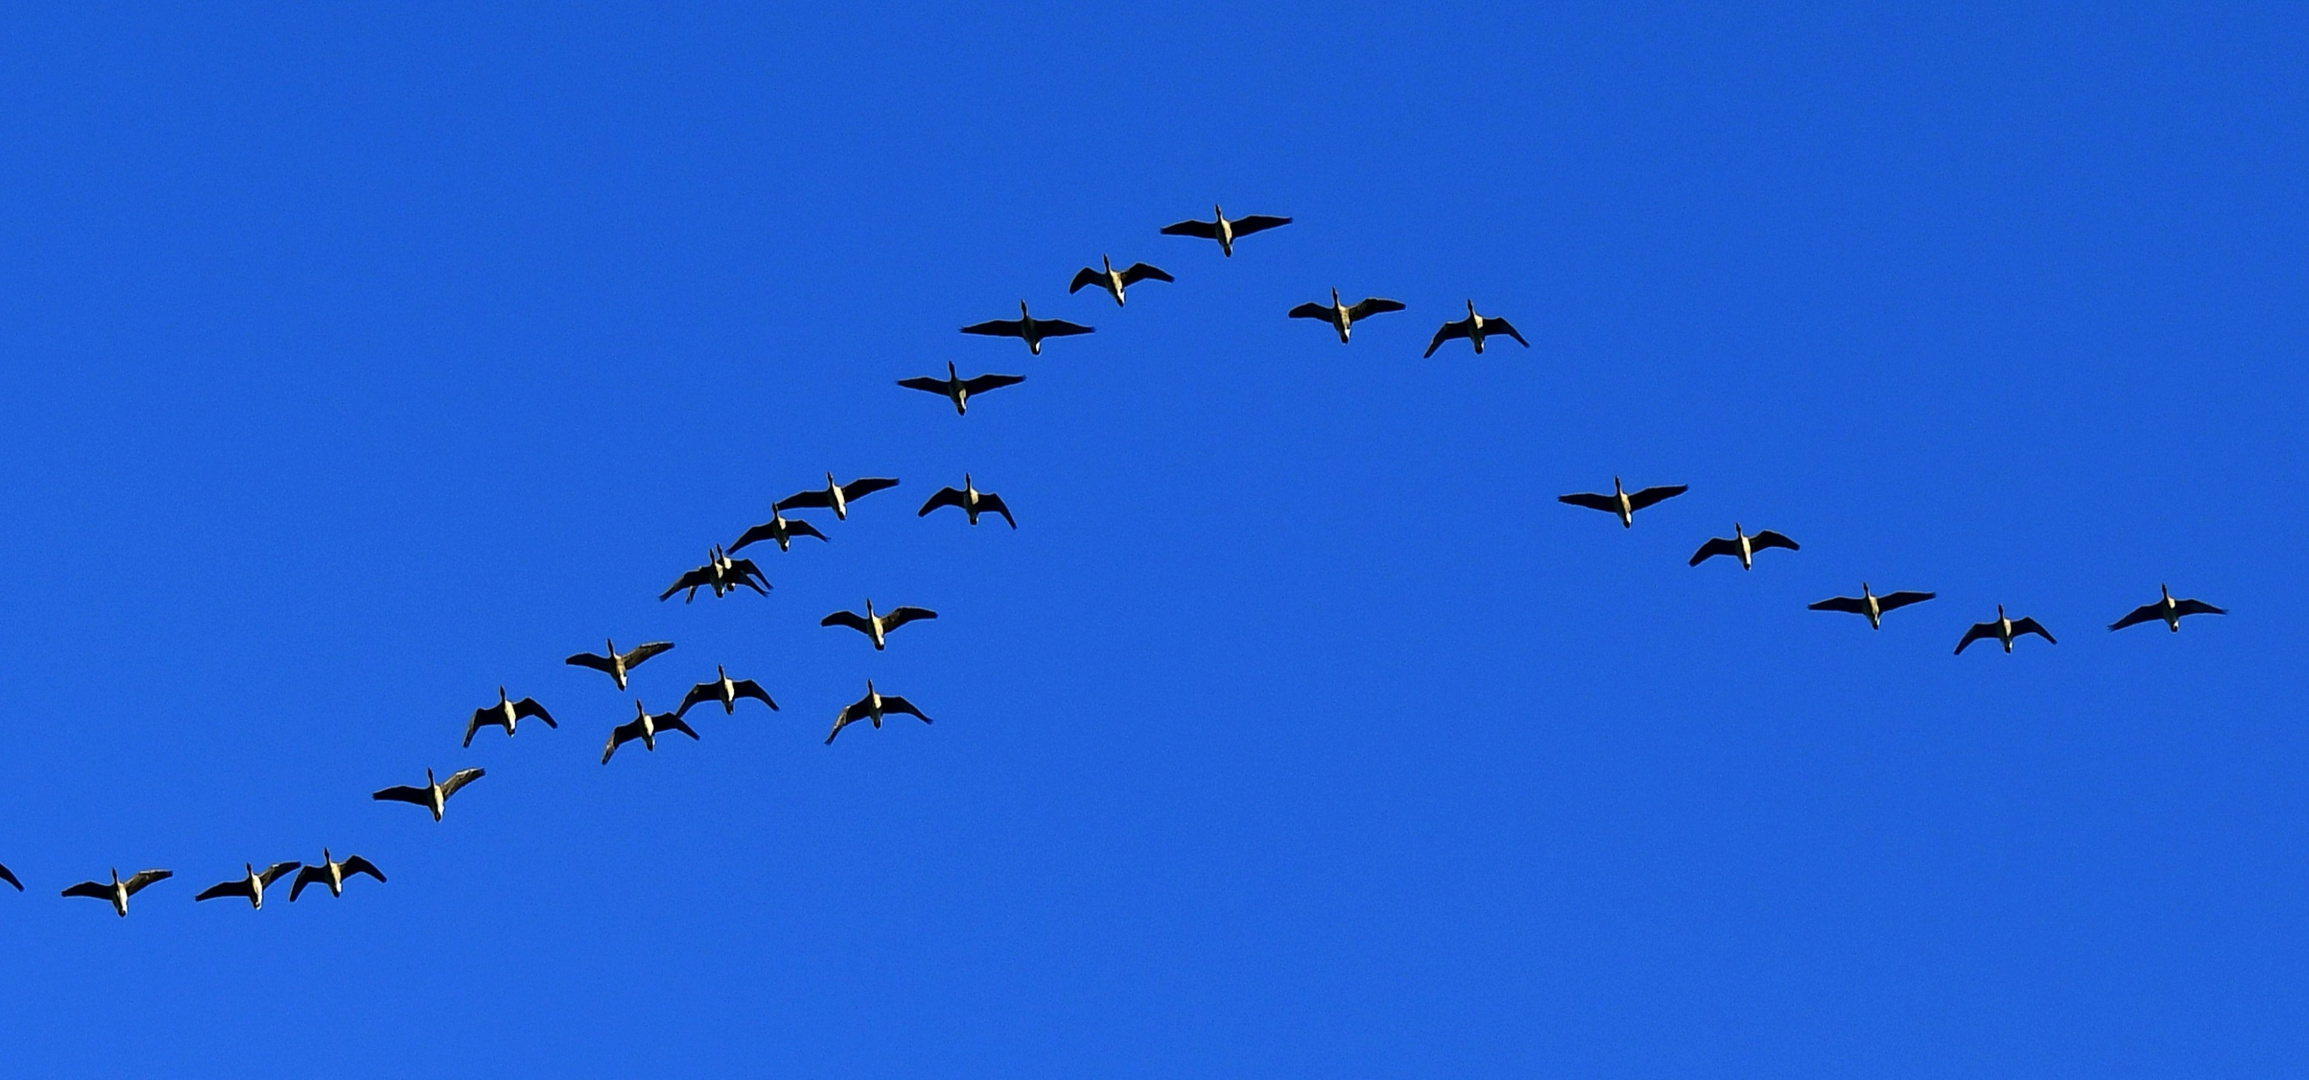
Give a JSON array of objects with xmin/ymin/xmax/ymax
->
[
  {"xmin": 774, "ymin": 488, "xmax": 835, "ymax": 511},
  {"xmin": 0, "ymin": 862, "xmax": 19, "ymax": 891},
  {"xmin": 339, "ymin": 856, "xmax": 387, "ymax": 883},
  {"xmin": 918, "ymin": 487, "xmax": 967, "ymax": 516},
  {"xmin": 1347, "ymin": 298, "xmax": 1405, "ymax": 320},
  {"xmin": 1119, "ymin": 262, "xmax": 1173, "ymax": 285},
  {"xmin": 259, "ymin": 861, "xmax": 302, "ymax": 886},
  {"xmin": 677, "ymin": 681, "xmax": 718, "ymax": 716},
  {"xmin": 1556, "ymin": 492, "xmax": 1619, "ymax": 513},
  {"xmin": 840, "ymin": 477, "xmax": 902, "ymax": 501},
  {"xmin": 122, "ymin": 869, "xmax": 172, "ymax": 894},
  {"xmin": 512, "ymin": 698, "xmax": 556, "ymax": 727},
  {"xmin": 371, "ymin": 785, "xmax": 431, "ymax": 806},
  {"xmin": 603, "ymin": 720, "xmax": 643, "ymax": 764},
  {"xmin": 194, "ymin": 879, "xmax": 251, "ymax": 903},
  {"xmin": 1749, "ymin": 530, "xmax": 1800, "ymax": 553},
  {"xmin": 1953, "ymin": 623, "xmax": 1997, "ymax": 654},
  {"xmin": 1033, "ymin": 319, "xmax": 1094, "ymax": 338},
  {"xmin": 1877, "ymin": 591, "xmax": 1935, "ymax": 612},
  {"xmin": 564, "ymin": 652, "xmax": 615, "ymax": 674},
  {"xmin": 2011, "ymin": 618, "xmax": 2057, "ymax": 644},
  {"xmin": 1068, "ymin": 267, "xmax": 1102, "ymax": 293},
  {"xmin": 1424, "ymin": 320, "xmax": 1470, "ymax": 358},
  {"xmin": 623, "ymin": 641, "xmax": 675, "ymax": 668},
  {"xmin": 880, "ymin": 607, "xmax": 939, "ymax": 631},
  {"xmin": 440, "ymin": 768, "xmax": 485, "ymax": 800},
  {"xmin": 961, "ymin": 318, "xmax": 1026, "ymax": 338},
  {"xmin": 1689, "ymin": 538, "xmax": 1739, "ymax": 566},
  {"xmin": 660, "ymin": 715, "xmax": 701, "ymax": 741},
  {"xmin": 289, "ymin": 866, "xmax": 325, "ymax": 901},
  {"xmin": 821, "ymin": 610, "xmax": 873, "ymax": 634},
  {"xmin": 728, "ymin": 558, "xmax": 770, "ymax": 593},
  {"xmin": 2109, "ymin": 602, "xmax": 2162, "ymax": 631},
  {"xmin": 61, "ymin": 880, "xmax": 112, "ymax": 901},
  {"xmin": 731, "ymin": 680, "xmax": 779, "ymax": 710},
  {"xmin": 1230, "ymin": 214, "xmax": 1292, "ymax": 237},
  {"xmin": 659, "ymin": 567, "xmax": 710, "ymax": 602},
  {"xmin": 879, "ymin": 695, "xmax": 933, "ymax": 724},
  {"xmin": 1625, "ymin": 485, "xmax": 1688, "ymax": 512},
  {"xmin": 463, "ymin": 710, "xmax": 501, "ymax": 748},
  {"xmin": 1287, "ymin": 302, "xmax": 1330, "ymax": 320},
  {"xmin": 2173, "ymin": 599, "xmax": 2226, "ymax": 618},
  {"xmin": 784, "ymin": 518, "xmax": 829, "ymax": 542},
  {"xmin": 1484, "ymin": 316, "xmax": 1531, "ymax": 347},
  {"xmin": 977, "ymin": 491, "xmax": 1018, "ymax": 529},
  {"xmin": 896, "ymin": 376, "xmax": 948, "ymax": 394},
  {"xmin": 1808, "ymin": 596, "xmax": 1869, "ymax": 615},
  {"xmin": 1159, "ymin": 218, "xmax": 1219, "ymax": 239},
  {"xmin": 960, "ymin": 373, "xmax": 1025, "ymax": 395}
]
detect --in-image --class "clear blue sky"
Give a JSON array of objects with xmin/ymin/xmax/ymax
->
[{"xmin": 3, "ymin": 4, "xmax": 2304, "ymax": 1075}]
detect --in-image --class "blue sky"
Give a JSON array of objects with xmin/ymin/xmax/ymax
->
[{"xmin": 2, "ymin": 3, "xmax": 2304, "ymax": 1075}]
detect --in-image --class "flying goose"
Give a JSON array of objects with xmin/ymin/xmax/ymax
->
[
  {"xmin": 1423, "ymin": 301, "xmax": 1529, "ymax": 358},
  {"xmin": 1689, "ymin": 524, "xmax": 1801, "ymax": 569},
  {"xmin": 603, "ymin": 700, "xmax": 700, "ymax": 764},
  {"xmin": 821, "ymin": 599, "xmax": 938, "ymax": 651},
  {"xmin": 1288, "ymin": 289, "xmax": 1406, "ymax": 343},
  {"xmin": 1955, "ymin": 606, "xmax": 2057, "ymax": 655},
  {"xmin": 194, "ymin": 861, "xmax": 301, "ymax": 910},
  {"xmin": 677, "ymin": 665, "xmax": 779, "ymax": 718},
  {"xmin": 289, "ymin": 850, "xmax": 385, "ymax": 901},
  {"xmin": 372, "ymin": 767, "xmax": 486, "ymax": 821},
  {"xmin": 1557, "ymin": 477, "xmax": 1689, "ymax": 528},
  {"xmin": 464, "ymin": 687, "xmax": 557, "ymax": 747},
  {"xmin": 897, "ymin": 362, "xmax": 1025, "ymax": 416},
  {"xmin": 564, "ymin": 638, "xmax": 675, "ymax": 691},
  {"xmin": 826, "ymin": 679, "xmax": 933, "ymax": 745},
  {"xmin": 1069, "ymin": 255, "xmax": 1174, "ymax": 305},
  {"xmin": 1807, "ymin": 583, "xmax": 1936, "ymax": 629},
  {"xmin": 775, "ymin": 473, "xmax": 901, "ymax": 521},
  {"xmin": 0, "ymin": 862, "xmax": 17, "ymax": 891},
  {"xmin": 728, "ymin": 505, "xmax": 829, "ymax": 554},
  {"xmin": 660, "ymin": 545, "xmax": 769, "ymax": 603},
  {"xmin": 61, "ymin": 868, "xmax": 172, "ymax": 917},
  {"xmin": 918, "ymin": 474, "xmax": 1015, "ymax": 528},
  {"xmin": 960, "ymin": 302, "xmax": 1093, "ymax": 355},
  {"xmin": 2110, "ymin": 584, "xmax": 2227, "ymax": 633},
  {"xmin": 1159, "ymin": 205, "xmax": 1292, "ymax": 257}
]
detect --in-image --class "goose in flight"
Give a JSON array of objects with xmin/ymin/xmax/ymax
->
[
  {"xmin": 728, "ymin": 504, "xmax": 829, "ymax": 554},
  {"xmin": 660, "ymin": 545, "xmax": 769, "ymax": 603},
  {"xmin": 564, "ymin": 638, "xmax": 675, "ymax": 691},
  {"xmin": 2110, "ymin": 584, "xmax": 2227, "ymax": 633},
  {"xmin": 961, "ymin": 302, "xmax": 1093, "ymax": 355},
  {"xmin": 826, "ymin": 679, "xmax": 933, "ymax": 745},
  {"xmin": 1069, "ymin": 255, "xmax": 1174, "ymax": 306},
  {"xmin": 1689, "ymin": 524, "xmax": 1801, "ymax": 570},
  {"xmin": 775, "ymin": 473, "xmax": 901, "ymax": 521},
  {"xmin": 1288, "ymin": 289, "xmax": 1406, "ymax": 343},
  {"xmin": 1807, "ymin": 583, "xmax": 1936, "ymax": 629},
  {"xmin": 918, "ymin": 474, "xmax": 1015, "ymax": 529},
  {"xmin": 289, "ymin": 850, "xmax": 385, "ymax": 901},
  {"xmin": 62, "ymin": 868, "xmax": 172, "ymax": 917},
  {"xmin": 1955, "ymin": 606, "xmax": 2057, "ymax": 655},
  {"xmin": 464, "ymin": 687, "xmax": 556, "ymax": 747},
  {"xmin": 821, "ymin": 599, "xmax": 938, "ymax": 651},
  {"xmin": 677, "ymin": 665, "xmax": 779, "ymax": 718},
  {"xmin": 372, "ymin": 767, "xmax": 486, "ymax": 822},
  {"xmin": 897, "ymin": 362, "xmax": 1025, "ymax": 416},
  {"xmin": 0, "ymin": 862, "xmax": 19, "ymax": 891},
  {"xmin": 1424, "ymin": 301, "xmax": 1529, "ymax": 358},
  {"xmin": 1159, "ymin": 205, "xmax": 1292, "ymax": 257},
  {"xmin": 603, "ymin": 700, "xmax": 699, "ymax": 764},
  {"xmin": 194, "ymin": 861, "xmax": 301, "ymax": 910},
  {"xmin": 1557, "ymin": 477, "xmax": 1689, "ymax": 528}
]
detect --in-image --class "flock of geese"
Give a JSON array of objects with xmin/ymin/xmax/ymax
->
[{"xmin": 3, "ymin": 202, "xmax": 2228, "ymax": 916}]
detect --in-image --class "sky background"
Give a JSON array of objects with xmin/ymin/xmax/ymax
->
[{"xmin": 2, "ymin": 3, "xmax": 2305, "ymax": 1076}]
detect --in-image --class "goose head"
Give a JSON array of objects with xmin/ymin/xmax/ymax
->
[
  {"xmin": 945, "ymin": 360, "xmax": 959, "ymax": 382},
  {"xmin": 1330, "ymin": 287, "xmax": 1342, "ymax": 308},
  {"xmin": 963, "ymin": 472, "xmax": 975, "ymax": 496}
]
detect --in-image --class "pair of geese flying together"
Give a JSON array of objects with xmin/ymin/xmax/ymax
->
[
  {"xmin": 190, "ymin": 851, "xmax": 385, "ymax": 909},
  {"xmin": 1561, "ymin": 479, "xmax": 1799, "ymax": 569},
  {"xmin": 660, "ymin": 545, "xmax": 769, "ymax": 603},
  {"xmin": 1285, "ymin": 293, "xmax": 1529, "ymax": 358},
  {"xmin": 601, "ymin": 669, "xmax": 780, "ymax": 764},
  {"xmin": 1810, "ymin": 585, "xmax": 2040, "ymax": 655}
]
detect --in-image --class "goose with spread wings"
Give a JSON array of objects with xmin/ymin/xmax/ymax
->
[
  {"xmin": 2110, "ymin": 584, "xmax": 2226, "ymax": 633},
  {"xmin": 372, "ymin": 767, "xmax": 486, "ymax": 822},
  {"xmin": 603, "ymin": 700, "xmax": 699, "ymax": 764},
  {"xmin": 1159, "ymin": 205, "xmax": 1292, "ymax": 257},
  {"xmin": 1955, "ymin": 606, "xmax": 2057, "ymax": 655},
  {"xmin": 194, "ymin": 861, "xmax": 301, "ymax": 910},
  {"xmin": 728, "ymin": 504, "xmax": 829, "ymax": 554},
  {"xmin": 1070, "ymin": 255, "xmax": 1174, "ymax": 306},
  {"xmin": 1289, "ymin": 289, "xmax": 1405, "ymax": 343},
  {"xmin": 961, "ymin": 301, "xmax": 1093, "ymax": 355},
  {"xmin": 290, "ymin": 850, "xmax": 385, "ymax": 901},
  {"xmin": 898, "ymin": 362, "xmax": 1024, "ymax": 416},
  {"xmin": 1424, "ymin": 301, "xmax": 1529, "ymax": 358},
  {"xmin": 62, "ymin": 868, "xmax": 172, "ymax": 917},
  {"xmin": 564, "ymin": 638, "xmax": 675, "ymax": 691},
  {"xmin": 821, "ymin": 599, "xmax": 938, "ymax": 651},
  {"xmin": 1808, "ymin": 583, "xmax": 1935, "ymax": 629},
  {"xmin": 660, "ymin": 545, "xmax": 769, "ymax": 603},
  {"xmin": 775, "ymin": 473, "xmax": 901, "ymax": 521},
  {"xmin": 826, "ymin": 679, "xmax": 933, "ymax": 745},
  {"xmin": 678, "ymin": 665, "xmax": 778, "ymax": 718},
  {"xmin": 1689, "ymin": 523, "xmax": 1801, "ymax": 570},
  {"xmin": 464, "ymin": 686, "xmax": 556, "ymax": 747},
  {"xmin": 918, "ymin": 474, "xmax": 1015, "ymax": 529},
  {"xmin": 1558, "ymin": 477, "xmax": 1688, "ymax": 528}
]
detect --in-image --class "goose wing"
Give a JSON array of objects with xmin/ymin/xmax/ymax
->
[
  {"xmin": 622, "ymin": 641, "xmax": 675, "ymax": 668},
  {"xmin": 122, "ymin": 869, "xmax": 171, "ymax": 895},
  {"xmin": 977, "ymin": 491, "xmax": 1017, "ymax": 529},
  {"xmin": 1229, "ymin": 214, "xmax": 1291, "ymax": 237},
  {"xmin": 1423, "ymin": 320, "xmax": 1471, "ymax": 358},
  {"xmin": 1483, "ymin": 316, "xmax": 1530, "ymax": 347},
  {"xmin": 564, "ymin": 651, "xmax": 616, "ymax": 674},
  {"xmin": 1877, "ymin": 591, "xmax": 1935, "ymax": 612},
  {"xmin": 918, "ymin": 487, "xmax": 967, "ymax": 516},
  {"xmin": 821, "ymin": 610, "xmax": 874, "ymax": 635},
  {"xmin": 959, "ymin": 373, "xmax": 1025, "ymax": 395},
  {"xmin": 339, "ymin": 856, "xmax": 386, "ymax": 883},
  {"xmin": 1287, "ymin": 301, "xmax": 1330, "ymax": 320},
  {"xmin": 511, "ymin": 697, "xmax": 556, "ymax": 727},
  {"xmin": 2109, "ymin": 602, "xmax": 2163, "ymax": 631},
  {"xmin": 1749, "ymin": 530, "xmax": 1800, "ymax": 552},
  {"xmin": 258, "ymin": 861, "xmax": 302, "ymax": 886},
  {"xmin": 1031, "ymin": 318, "xmax": 1094, "ymax": 338},
  {"xmin": 1689, "ymin": 537, "xmax": 1740, "ymax": 566},
  {"xmin": 880, "ymin": 606, "xmax": 938, "ymax": 631},
  {"xmin": 676, "ymin": 680, "xmax": 719, "ymax": 716},
  {"xmin": 1808, "ymin": 595, "xmax": 1868, "ymax": 614},
  {"xmin": 439, "ymin": 768, "xmax": 485, "ymax": 800},
  {"xmin": 2173, "ymin": 598, "xmax": 2226, "ymax": 618},
  {"xmin": 727, "ymin": 558, "xmax": 770, "ymax": 593},
  {"xmin": 1625, "ymin": 485, "xmax": 1688, "ymax": 512},
  {"xmin": 61, "ymin": 880, "xmax": 112, "ymax": 901},
  {"xmin": 731, "ymin": 679, "xmax": 779, "ymax": 710},
  {"xmin": 896, "ymin": 376, "xmax": 950, "ymax": 395},
  {"xmin": 1119, "ymin": 262, "xmax": 1173, "ymax": 285},
  {"xmin": 659, "ymin": 567, "xmax": 711, "ymax": 602},
  {"xmin": 659, "ymin": 715, "xmax": 701, "ymax": 741},
  {"xmin": 1068, "ymin": 266, "xmax": 1104, "ymax": 293},
  {"xmin": 195, "ymin": 878, "xmax": 254, "ymax": 902},
  {"xmin": 0, "ymin": 862, "xmax": 18, "ymax": 891},
  {"xmin": 774, "ymin": 488, "xmax": 835, "ymax": 511},
  {"xmin": 2011, "ymin": 618, "xmax": 2056, "ymax": 644},
  {"xmin": 961, "ymin": 317, "xmax": 1026, "ymax": 338},
  {"xmin": 838, "ymin": 477, "xmax": 901, "ymax": 501},
  {"xmin": 1953, "ymin": 622, "xmax": 1998, "ymax": 654},
  {"xmin": 1556, "ymin": 491, "xmax": 1619, "ymax": 513},
  {"xmin": 371, "ymin": 785, "xmax": 432, "ymax": 807},
  {"xmin": 784, "ymin": 518, "xmax": 829, "ymax": 543},
  {"xmin": 603, "ymin": 719, "xmax": 645, "ymax": 764},
  {"xmin": 879, "ymin": 694, "xmax": 932, "ymax": 724},
  {"xmin": 463, "ymin": 708, "xmax": 505, "ymax": 748},
  {"xmin": 289, "ymin": 865, "xmax": 327, "ymax": 901},
  {"xmin": 1159, "ymin": 218, "xmax": 1220, "ymax": 239},
  {"xmin": 1346, "ymin": 297, "xmax": 1406, "ymax": 320}
]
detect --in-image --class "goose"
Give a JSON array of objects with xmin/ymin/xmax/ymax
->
[
  {"xmin": 960, "ymin": 301, "xmax": 1093, "ymax": 355},
  {"xmin": 1955, "ymin": 605, "xmax": 2057, "ymax": 655},
  {"xmin": 1287, "ymin": 289, "xmax": 1406, "ymax": 343},
  {"xmin": 289, "ymin": 850, "xmax": 385, "ymax": 901},
  {"xmin": 1557, "ymin": 477, "xmax": 1689, "ymax": 528},
  {"xmin": 602, "ymin": 700, "xmax": 700, "ymax": 764},
  {"xmin": 1807, "ymin": 583, "xmax": 1936, "ymax": 629},
  {"xmin": 564, "ymin": 638, "xmax": 675, "ymax": 691},
  {"xmin": 2110, "ymin": 584, "xmax": 2227, "ymax": 633},
  {"xmin": 0, "ymin": 862, "xmax": 20, "ymax": 891},
  {"xmin": 728, "ymin": 504, "xmax": 829, "ymax": 554},
  {"xmin": 1159, "ymin": 205, "xmax": 1292, "ymax": 257},
  {"xmin": 61, "ymin": 868, "xmax": 172, "ymax": 917},
  {"xmin": 826, "ymin": 679, "xmax": 933, "ymax": 745},
  {"xmin": 464, "ymin": 686, "xmax": 557, "ymax": 747},
  {"xmin": 775, "ymin": 473, "xmax": 901, "ymax": 521},
  {"xmin": 1423, "ymin": 301, "xmax": 1529, "ymax": 358},
  {"xmin": 897, "ymin": 362, "xmax": 1025, "ymax": 416},
  {"xmin": 193, "ymin": 861, "xmax": 301, "ymax": 910},
  {"xmin": 918, "ymin": 474, "xmax": 1015, "ymax": 528},
  {"xmin": 372, "ymin": 767, "xmax": 486, "ymax": 821},
  {"xmin": 660, "ymin": 545, "xmax": 769, "ymax": 603},
  {"xmin": 1689, "ymin": 524, "xmax": 1801, "ymax": 569},
  {"xmin": 676, "ymin": 665, "xmax": 779, "ymax": 718},
  {"xmin": 820, "ymin": 599, "xmax": 938, "ymax": 651},
  {"xmin": 1069, "ymin": 255, "xmax": 1174, "ymax": 306}
]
